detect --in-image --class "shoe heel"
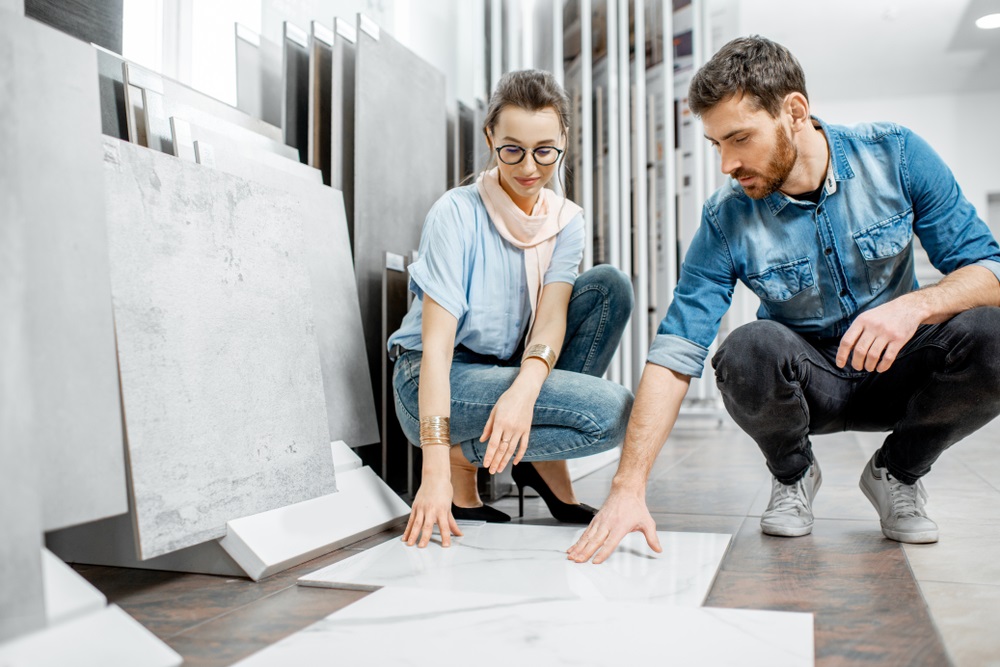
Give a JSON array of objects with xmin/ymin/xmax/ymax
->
[{"xmin": 517, "ymin": 484, "xmax": 525, "ymax": 518}]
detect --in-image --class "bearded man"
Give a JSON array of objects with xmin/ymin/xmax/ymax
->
[{"xmin": 569, "ymin": 35, "xmax": 1000, "ymax": 562}]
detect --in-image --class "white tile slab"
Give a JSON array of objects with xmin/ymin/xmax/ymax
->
[
  {"xmin": 189, "ymin": 136, "xmax": 378, "ymax": 447},
  {"xmin": 220, "ymin": 466, "xmax": 410, "ymax": 580},
  {"xmin": 0, "ymin": 605, "xmax": 182, "ymax": 667},
  {"xmin": 300, "ymin": 523, "xmax": 731, "ymax": 606},
  {"xmin": 102, "ymin": 137, "xmax": 336, "ymax": 559},
  {"xmin": 6, "ymin": 16, "xmax": 128, "ymax": 533},
  {"xmin": 234, "ymin": 587, "xmax": 814, "ymax": 667},
  {"xmin": 41, "ymin": 551, "xmax": 106, "ymax": 626},
  {"xmin": 170, "ymin": 112, "xmax": 299, "ymax": 163},
  {"xmin": 0, "ymin": 36, "xmax": 45, "ymax": 639}
]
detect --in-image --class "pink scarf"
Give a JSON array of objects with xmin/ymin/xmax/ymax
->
[{"xmin": 477, "ymin": 167, "xmax": 582, "ymax": 333}]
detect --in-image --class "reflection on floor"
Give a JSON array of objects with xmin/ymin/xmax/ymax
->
[{"xmin": 75, "ymin": 414, "xmax": 1000, "ymax": 666}]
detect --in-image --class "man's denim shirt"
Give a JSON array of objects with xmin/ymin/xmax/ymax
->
[{"xmin": 648, "ymin": 117, "xmax": 1000, "ymax": 378}]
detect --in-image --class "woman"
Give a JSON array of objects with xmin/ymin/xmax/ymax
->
[{"xmin": 388, "ymin": 69, "xmax": 633, "ymax": 549}]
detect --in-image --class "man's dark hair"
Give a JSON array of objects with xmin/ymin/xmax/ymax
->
[{"xmin": 688, "ymin": 35, "xmax": 808, "ymax": 118}]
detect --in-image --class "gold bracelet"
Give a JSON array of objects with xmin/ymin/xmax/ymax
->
[
  {"xmin": 523, "ymin": 343, "xmax": 557, "ymax": 374},
  {"xmin": 419, "ymin": 416, "xmax": 451, "ymax": 448}
]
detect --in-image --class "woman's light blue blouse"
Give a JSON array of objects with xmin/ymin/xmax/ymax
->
[{"xmin": 387, "ymin": 184, "xmax": 586, "ymax": 360}]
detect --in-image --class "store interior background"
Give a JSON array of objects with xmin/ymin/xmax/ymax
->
[{"xmin": 4, "ymin": 0, "xmax": 999, "ymax": 665}]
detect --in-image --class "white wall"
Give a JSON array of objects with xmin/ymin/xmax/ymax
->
[{"xmin": 815, "ymin": 90, "xmax": 1000, "ymax": 235}]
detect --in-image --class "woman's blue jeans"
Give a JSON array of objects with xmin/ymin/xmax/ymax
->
[{"xmin": 392, "ymin": 265, "xmax": 635, "ymax": 465}]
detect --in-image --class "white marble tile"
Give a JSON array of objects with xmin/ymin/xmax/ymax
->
[
  {"xmin": 41, "ymin": 551, "xmax": 106, "ymax": 626},
  {"xmin": 0, "ymin": 605, "xmax": 181, "ymax": 667},
  {"xmin": 919, "ymin": 581, "xmax": 1000, "ymax": 667},
  {"xmin": 102, "ymin": 137, "xmax": 336, "ymax": 559},
  {"xmin": 234, "ymin": 587, "xmax": 814, "ymax": 666},
  {"xmin": 300, "ymin": 523, "xmax": 731, "ymax": 606}
]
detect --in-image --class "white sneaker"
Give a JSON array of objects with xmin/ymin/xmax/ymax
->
[
  {"xmin": 760, "ymin": 460, "xmax": 822, "ymax": 537},
  {"xmin": 859, "ymin": 453, "xmax": 939, "ymax": 544}
]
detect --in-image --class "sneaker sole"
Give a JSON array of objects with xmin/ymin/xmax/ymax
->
[
  {"xmin": 859, "ymin": 473, "xmax": 939, "ymax": 544},
  {"xmin": 881, "ymin": 524, "xmax": 939, "ymax": 544},
  {"xmin": 760, "ymin": 520, "xmax": 814, "ymax": 537}
]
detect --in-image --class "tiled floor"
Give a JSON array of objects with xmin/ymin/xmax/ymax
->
[{"xmin": 76, "ymin": 415, "xmax": 1000, "ymax": 666}]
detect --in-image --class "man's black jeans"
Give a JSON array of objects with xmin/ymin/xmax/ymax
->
[{"xmin": 711, "ymin": 307, "xmax": 1000, "ymax": 485}]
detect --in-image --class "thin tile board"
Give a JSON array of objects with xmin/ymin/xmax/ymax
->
[
  {"xmin": 354, "ymin": 19, "xmax": 447, "ymax": 430},
  {"xmin": 261, "ymin": 0, "xmax": 393, "ymax": 44},
  {"xmin": 329, "ymin": 17, "xmax": 356, "ymax": 242},
  {"xmin": 102, "ymin": 137, "xmax": 336, "ymax": 559},
  {"xmin": 41, "ymin": 550, "xmax": 106, "ymax": 626},
  {"xmin": 235, "ymin": 587, "xmax": 814, "ymax": 666},
  {"xmin": 307, "ymin": 21, "xmax": 332, "ymax": 185},
  {"xmin": 0, "ymin": 605, "xmax": 182, "ymax": 667},
  {"xmin": 301, "ymin": 523, "xmax": 732, "ymax": 606},
  {"xmin": 192, "ymin": 139, "xmax": 322, "ymax": 185},
  {"xmin": 189, "ymin": 135, "xmax": 379, "ymax": 447},
  {"xmin": 168, "ymin": 113, "xmax": 299, "ymax": 163},
  {"xmin": 123, "ymin": 61, "xmax": 281, "ymax": 155},
  {"xmin": 0, "ymin": 49, "xmax": 44, "ymax": 642},
  {"xmin": 24, "ymin": 0, "xmax": 122, "ymax": 53},
  {"xmin": 235, "ymin": 24, "xmax": 282, "ymax": 127},
  {"xmin": 94, "ymin": 45, "xmax": 129, "ymax": 139},
  {"xmin": 282, "ymin": 21, "xmax": 309, "ymax": 162},
  {"xmin": 381, "ymin": 254, "xmax": 414, "ymax": 491},
  {"xmin": 2, "ymin": 12, "xmax": 127, "ymax": 533}
]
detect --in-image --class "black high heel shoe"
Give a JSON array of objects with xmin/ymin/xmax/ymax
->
[
  {"xmin": 511, "ymin": 462, "xmax": 598, "ymax": 524},
  {"xmin": 451, "ymin": 503, "xmax": 511, "ymax": 523}
]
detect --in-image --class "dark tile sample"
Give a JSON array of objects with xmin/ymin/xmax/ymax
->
[{"xmin": 24, "ymin": 0, "xmax": 122, "ymax": 53}]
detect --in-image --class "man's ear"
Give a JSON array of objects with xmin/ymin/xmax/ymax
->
[{"xmin": 784, "ymin": 92, "xmax": 810, "ymax": 130}]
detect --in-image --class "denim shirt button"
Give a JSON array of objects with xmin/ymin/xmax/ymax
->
[
  {"xmin": 840, "ymin": 289, "xmax": 848, "ymax": 297},
  {"xmin": 824, "ymin": 247, "xmax": 833, "ymax": 255}
]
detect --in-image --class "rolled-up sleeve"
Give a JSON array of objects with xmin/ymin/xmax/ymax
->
[
  {"xmin": 647, "ymin": 205, "xmax": 737, "ymax": 378},
  {"xmin": 903, "ymin": 127, "xmax": 1000, "ymax": 283},
  {"xmin": 407, "ymin": 196, "xmax": 471, "ymax": 321},
  {"xmin": 543, "ymin": 215, "xmax": 586, "ymax": 285}
]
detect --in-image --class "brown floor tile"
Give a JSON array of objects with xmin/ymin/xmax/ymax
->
[
  {"xmin": 165, "ymin": 586, "xmax": 368, "ymax": 667},
  {"xmin": 707, "ymin": 570, "xmax": 951, "ymax": 666},
  {"xmin": 74, "ymin": 544, "xmax": 363, "ymax": 639}
]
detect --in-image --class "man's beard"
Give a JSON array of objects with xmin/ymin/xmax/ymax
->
[{"xmin": 733, "ymin": 125, "xmax": 797, "ymax": 200}]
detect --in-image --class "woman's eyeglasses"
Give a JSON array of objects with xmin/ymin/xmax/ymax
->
[{"xmin": 495, "ymin": 144, "xmax": 564, "ymax": 166}]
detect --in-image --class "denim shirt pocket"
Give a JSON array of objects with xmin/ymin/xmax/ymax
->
[
  {"xmin": 747, "ymin": 257, "xmax": 823, "ymax": 322},
  {"xmin": 853, "ymin": 210, "xmax": 914, "ymax": 295}
]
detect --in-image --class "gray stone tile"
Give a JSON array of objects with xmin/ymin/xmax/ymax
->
[{"xmin": 102, "ymin": 138, "xmax": 336, "ymax": 559}]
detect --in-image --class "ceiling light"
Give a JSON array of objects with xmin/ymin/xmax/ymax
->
[{"xmin": 976, "ymin": 12, "xmax": 1000, "ymax": 29}]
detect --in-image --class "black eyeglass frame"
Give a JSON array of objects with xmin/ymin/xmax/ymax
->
[{"xmin": 494, "ymin": 144, "xmax": 565, "ymax": 166}]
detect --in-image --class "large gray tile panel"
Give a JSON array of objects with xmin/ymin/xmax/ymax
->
[
  {"xmin": 3, "ymin": 13, "xmax": 127, "ymax": 533},
  {"xmin": 235, "ymin": 25, "xmax": 282, "ymax": 128},
  {"xmin": 282, "ymin": 21, "xmax": 309, "ymax": 162},
  {"xmin": 307, "ymin": 21, "xmax": 332, "ymax": 185},
  {"xmin": 330, "ymin": 17, "xmax": 356, "ymax": 242},
  {"xmin": 101, "ymin": 137, "xmax": 336, "ymax": 559},
  {"xmin": 354, "ymin": 19, "xmax": 447, "ymax": 428},
  {"xmin": 0, "ymin": 26, "xmax": 45, "ymax": 645},
  {"xmin": 189, "ymin": 139, "xmax": 379, "ymax": 447}
]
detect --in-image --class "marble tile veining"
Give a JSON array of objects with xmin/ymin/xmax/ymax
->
[
  {"xmin": 300, "ymin": 523, "xmax": 732, "ymax": 606},
  {"xmin": 234, "ymin": 587, "xmax": 814, "ymax": 666}
]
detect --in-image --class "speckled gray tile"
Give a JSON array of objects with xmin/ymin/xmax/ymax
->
[{"xmin": 102, "ymin": 137, "xmax": 335, "ymax": 559}]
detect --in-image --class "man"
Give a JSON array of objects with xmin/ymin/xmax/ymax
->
[{"xmin": 568, "ymin": 35, "xmax": 1000, "ymax": 563}]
